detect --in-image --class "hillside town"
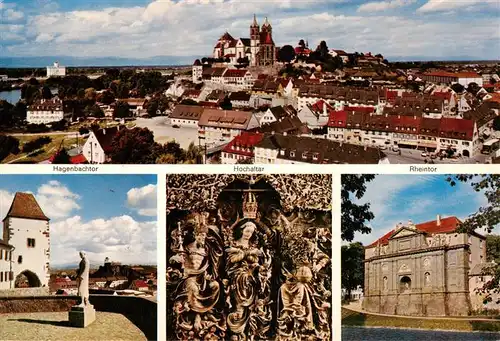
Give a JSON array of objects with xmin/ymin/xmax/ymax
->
[{"xmin": 0, "ymin": 15, "xmax": 499, "ymax": 164}]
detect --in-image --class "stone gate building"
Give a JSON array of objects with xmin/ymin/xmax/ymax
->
[
  {"xmin": 0, "ymin": 193, "xmax": 50, "ymax": 290},
  {"xmin": 363, "ymin": 215, "xmax": 486, "ymax": 316}
]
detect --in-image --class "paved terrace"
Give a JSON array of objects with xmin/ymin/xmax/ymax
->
[{"xmin": 0, "ymin": 312, "xmax": 146, "ymax": 340}]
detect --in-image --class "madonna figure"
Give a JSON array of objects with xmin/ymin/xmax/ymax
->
[{"xmin": 225, "ymin": 219, "xmax": 272, "ymax": 340}]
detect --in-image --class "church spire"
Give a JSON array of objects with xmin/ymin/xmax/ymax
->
[
  {"xmin": 264, "ymin": 16, "xmax": 270, "ymax": 26},
  {"xmin": 252, "ymin": 14, "xmax": 258, "ymax": 26}
]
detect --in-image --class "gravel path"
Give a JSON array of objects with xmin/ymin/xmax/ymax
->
[{"xmin": 0, "ymin": 312, "xmax": 147, "ymax": 340}]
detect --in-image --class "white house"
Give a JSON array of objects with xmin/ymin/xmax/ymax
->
[
  {"xmin": 298, "ymin": 100, "xmax": 333, "ymax": 129},
  {"xmin": 46, "ymin": 62, "xmax": 66, "ymax": 77},
  {"xmin": 192, "ymin": 60, "xmax": 203, "ymax": 83},
  {"xmin": 27, "ymin": 97, "xmax": 65, "ymax": 124},
  {"xmin": 198, "ymin": 109, "xmax": 260, "ymax": 147},
  {"xmin": 169, "ymin": 104, "xmax": 205, "ymax": 128},
  {"xmin": 82, "ymin": 126, "xmax": 121, "ymax": 164},
  {"xmin": 1, "ymin": 193, "xmax": 50, "ymax": 289}
]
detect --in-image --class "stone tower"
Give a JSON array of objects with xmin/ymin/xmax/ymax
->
[
  {"xmin": 2, "ymin": 193, "xmax": 50, "ymax": 288},
  {"xmin": 250, "ymin": 14, "xmax": 260, "ymax": 66}
]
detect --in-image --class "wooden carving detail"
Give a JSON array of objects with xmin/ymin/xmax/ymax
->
[{"xmin": 167, "ymin": 175, "xmax": 332, "ymax": 341}]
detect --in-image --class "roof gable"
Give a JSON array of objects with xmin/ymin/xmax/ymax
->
[{"xmin": 4, "ymin": 192, "xmax": 49, "ymax": 221}]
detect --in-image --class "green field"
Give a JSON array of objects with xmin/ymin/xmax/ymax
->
[
  {"xmin": 342, "ymin": 308, "xmax": 500, "ymax": 332},
  {"xmin": 2, "ymin": 135, "xmax": 87, "ymax": 164}
]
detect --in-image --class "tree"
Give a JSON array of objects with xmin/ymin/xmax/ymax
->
[
  {"xmin": 99, "ymin": 90, "xmax": 115, "ymax": 105},
  {"xmin": 493, "ymin": 116, "xmax": 500, "ymax": 131},
  {"xmin": 84, "ymin": 104, "xmax": 104, "ymax": 118},
  {"xmin": 146, "ymin": 99, "xmax": 159, "ymax": 117},
  {"xmin": 316, "ymin": 40, "xmax": 329, "ymax": 60},
  {"xmin": 341, "ymin": 242, "xmax": 365, "ymax": 301},
  {"xmin": 114, "ymin": 101, "xmax": 132, "ymax": 118},
  {"xmin": 341, "ymin": 174, "xmax": 375, "ymax": 242},
  {"xmin": 84, "ymin": 88, "xmax": 97, "ymax": 101},
  {"xmin": 278, "ymin": 45, "xmax": 296, "ymax": 63},
  {"xmin": 180, "ymin": 99, "xmax": 199, "ymax": 106},
  {"xmin": 52, "ymin": 148, "xmax": 71, "ymax": 164},
  {"xmin": 467, "ymin": 82, "xmax": 481, "ymax": 95},
  {"xmin": 219, "ymin": 96, "xmax": 232, "ymax": 110},
  {"xmin": 450, "ymin": 83, "xmax": 465, "ymax": 93},
  {"xmin": 79, "ymin": 127, "xmax": 89, "ymax": 135},
  {"xmin": 41, "ymin": 86, "xmax": 53, "ymax": 99},
  {"xmin": 109, "ymin": 127, "xmax": 158, "ymax": 164},
  {"xmin": 298, "ymin": 39, "xmax": 306, "ymax": 48},
  {"xmin": 486, "ymin": 235, "xmax": 500, "ymax": 264},
  {"xmin": 184, "ymin": 142, "xmax": 201, "ymax": 164},
  {"xmin": 0, "ymin": 135, "xmax": 20, "ymax": 162},
  {"xmin": 156, "ymin": 153, "xmax": 177, "ymax": 164},
  {"xmin": 446, "ymin": 175, "xmax": 500, "ymax": 303}
]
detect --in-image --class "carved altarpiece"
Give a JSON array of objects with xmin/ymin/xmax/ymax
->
[{"xmin": 167, "ymin": 175, "xmax": 332, "ymax": 341}]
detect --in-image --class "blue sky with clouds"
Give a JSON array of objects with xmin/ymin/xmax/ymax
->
[
  {"xmin": 351, "ymin": 174, "xmax": 495, "ymax": 246},
  {"xmin": 1, "ymin": 0, "xmax": 499, "ymax": 62},
  {"xmin": 0, "ymin": 174, "xmax": 157, "ymax": 266}
]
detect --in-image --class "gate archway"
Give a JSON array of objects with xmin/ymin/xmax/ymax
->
[{"xmin": 15, "ymin": 270, "xmax": 41, "ymax": 288}]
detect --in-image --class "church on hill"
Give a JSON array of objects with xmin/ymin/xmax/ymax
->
[{"xmin": 212, "ymin": 15, "xmax": 277, "ymax": 66}]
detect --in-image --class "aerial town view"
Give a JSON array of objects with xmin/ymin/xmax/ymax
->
[
  {"xmin": 0, "ymin": 1, "xmax": 499, "ymax": 164},
  {"xmin": 341, "ymin": 174, "xmax": 500, "ymax": 340},
  {"xmin": 0, "ymin": 174, "xmax": 158, "ymax": 340}
]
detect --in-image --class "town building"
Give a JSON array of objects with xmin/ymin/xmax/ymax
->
[
  {"xmin": 170, "ymin": 104, "xmax": 205, "ymax": 128},
  {"xmin": 298, "ymin": 100, "xmax": 334, "ymax": 129},
  {"xmin": 363, "ymin": 216, "xmax": 487, "ymax": 316},
  {"xmin": 198, "ymin": 109, "xmax": 260, "ymax": 147},
  {"xmin": 326, "ymin": 111, "xmax": 481, "ymax": 157},
  {"xmin": 213, "ymin": 15, "xmax": 277, "ymax": 66},
  {"xmin": 82, "ymin": 126, "xmax": 121, "ymax": 164},
  {"xmin": 1, "ymin": 193, "xmax": 50, "ymax": 290},
  {"xmin": 420, "ymin": 71, "xmax": 483, "ymax": 87},
  {"xmin": 253, "ymin": 134, "xmax": 388, "ymax": 164},
  {"xmin": 46, "ymin": 62, "xmax": 66, "ymax": 77},
  {"xmin": 27, "ymin": 97, "xmax": 65, "ymax": 124},
  {"xmin": 221, "ymin": 132, "xmax": 264, "ymax": 164},
  {"xmin": 228, "ymin": 91, "xmax": 252, "ymax": 108}
]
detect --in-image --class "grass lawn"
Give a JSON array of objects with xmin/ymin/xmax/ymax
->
[
  {"xmin": 342, "ymin": 308, "xmax": 500, "ymax": 332},
  {"xmin": 2, "ymin": 135, "xmax": 87, "ymax": 164}
]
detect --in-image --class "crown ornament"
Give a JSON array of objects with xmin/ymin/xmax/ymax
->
[{"xmin": 243, "ymin": 191, "xmax": 258, "ymax": 219}]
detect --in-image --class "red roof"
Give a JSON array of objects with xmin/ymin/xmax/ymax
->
[
  {"xmin": 432, "ymin": 91, "xmax": 452, "ymax": 101},
  {"xmin": 423, "ymin": 71, "xmax": 480, "ymax": 79},
  {"xmin": 224, "ymin": 69, "xmax": 248, "ymax": 78},
  {"xmin": 366, "ymin": 216, "xmax": 461, "ymax": 248},
  {"xmin": 132, "ymin": 280, "xmax": 148, "ymax": 288},
  {"xmin": 311, "ymin": 100, "xmax": 334, "ymax": 113},
  {"xmin": 344, "ymin": 106, "xmax": 375, "ymax": 114},
  {"xmin": 4, "ymin": 192, "xmax": 49, "ymax": 221},
  {"xmin": 327, "ymin": 110, "xmax": 347, "ymax": 128},
  {"xmin": 385, "ymin": 90, "xmax": 398, "ymax": 101},
  {"xmin": 70, "ymin": 154, "xmax": 88, "ymax": 164},
  {"xmin": 439, "ymin": 117, "xmax": 474, "ymax": 141},
  {"xmin": 222, "ymin": 132, "xmax": 264, "ymax": 156},
  {"xmin": 263, "ymin": 32, "xmax": 273, "ymax": 45},
  {"xmin": 198, "ymin": 101, "xmax": 220, "ymax": 108}
]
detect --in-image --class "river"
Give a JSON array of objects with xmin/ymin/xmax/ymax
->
[
  {"xmin": 0, "ymin": 88, "xmax": 59, "ymax": 104},
  {"xmin": 342, "ymin": 326, "xmax": 500, "ymax": 341},
  {"xmin": 0, "ymin": 89, "xmax": 21, "ymax": 104}
]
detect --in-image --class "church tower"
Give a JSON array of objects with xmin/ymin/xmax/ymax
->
[{"xmin": 250, "ymin": 14, "xmax": 260, "ymax": 66}]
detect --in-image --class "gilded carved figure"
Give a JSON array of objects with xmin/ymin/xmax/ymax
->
[{"xmin": 167, "ymin": 175, "xmax": 332, "ymax": 341}]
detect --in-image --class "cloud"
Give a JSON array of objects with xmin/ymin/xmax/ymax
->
[
  {"xmin": 358, "ymin": 0, "xmax": 416, "ymax": 12},
  {"xmin": 50, "ymin": 215, "xmax": 157, "ymax": 266},
  {"xmin": 0, "ymin": 190, "xmax": 15, "ymax": 221},
  {"xmin": 36, "ymin": 180, "xmax": 81, "ymax": 219},
  {"xmin": 126, "ymin": 184, "xmax": 157, "ymax": 217},
  {"xmin": 417, "ymin": 0, "xmax": 498, "ymax": 13},
  {"xmin": 2, "ymin": 0, "xmax": 497, "ymax": 60}
]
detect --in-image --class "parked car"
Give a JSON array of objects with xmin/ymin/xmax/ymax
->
[
  {"xmin": 421, "ymin": 152, "xmax": 428, "ymax": 157},
  {"xmin": 172, "ymin": 124, "xmax": 180, "ymax": 128},
  {"xmin": 392, "ymin": 146, "xmax": 400, "ymax": 152}
]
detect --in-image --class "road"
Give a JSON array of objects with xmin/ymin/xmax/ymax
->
[
  {"xmin": 134, "ymin": 117, "xmax": 199, "ymax": 149},
  {"xmin": 384, "ymin": 148, "xmax": 487, "ymax": 164}
]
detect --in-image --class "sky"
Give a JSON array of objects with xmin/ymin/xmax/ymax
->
[
  {"xmin": 351, "ymin": 174, "xmax": 496, "ymax": 246},
  {"xmin": 1, "ymin": 0, "xmax": 499, "ymax": 62},
  {"xmin": 0, "ymin": 174, "xmax": 157, "ymax": 267}
]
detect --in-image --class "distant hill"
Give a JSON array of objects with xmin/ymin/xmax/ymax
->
[{"xmin": 0, "ymin": 55, "xmax": 200, "ymax": 68}]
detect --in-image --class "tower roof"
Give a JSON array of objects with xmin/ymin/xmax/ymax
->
[
  {"xmin": 3, "ymin": 192, "xmax": 50, "ymax": 221},
  {"xmin": 262, "ymin": 16, "xmax": 271, "ymax": 27},
  {"xmin": 251, "ymin": 14, "xmax": 259, "ymax": 27},
  {"xmin": 220, "ymin": 31, "xmax": 235, "ymax": 41}
]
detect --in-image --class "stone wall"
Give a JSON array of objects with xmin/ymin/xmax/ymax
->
[
  {"xmin": 0, "ymin": 296, "xmax": 77, "ymax": 313},
  {"xmin": 0, "ymin": 287, "xmax": 49, "ymax": 297},
  {"xmin": 0, "ymin": 295, "xmax": 157, "ymax": 341}
]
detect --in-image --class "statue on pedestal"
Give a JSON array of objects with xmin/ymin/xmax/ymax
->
[
  {"xmin": 69, "ymin": 251, "xmax": 96, "ymax": 328},
  {"xmin": 76, "ymin": 251, "xmax": 90, "ymax": 307}
]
